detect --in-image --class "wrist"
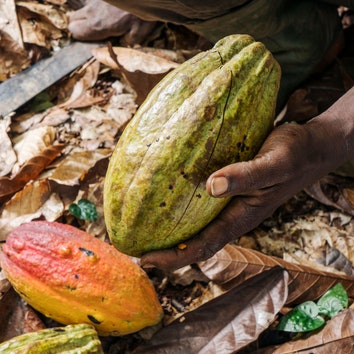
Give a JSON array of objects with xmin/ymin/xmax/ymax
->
[{"xmin": 305, "ymin": 88, "xmax": 354, "ymax": 171}]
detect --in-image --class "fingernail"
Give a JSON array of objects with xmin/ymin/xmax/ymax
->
[
  {"xmin": 211, "ymin": 176, "xmax": 229, "ymax": 196},
  {"xmin": 141, "ymin": 263, "xmax": 156, "ymax": 269}
]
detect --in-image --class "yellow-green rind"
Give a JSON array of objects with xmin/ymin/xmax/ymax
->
[
  {"xmin": 0, "ymin": 324, "xmax": 103, "ymax": 353},
  {"xmin": 104, "ymin": 34, "xmax": 281, "ymax": 256}
]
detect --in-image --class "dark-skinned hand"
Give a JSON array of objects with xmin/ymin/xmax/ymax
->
[
  {"xmin": 68, "ymin": 0, "xmax": 157, "ymax": 45},
  {"xmin": 140, "ymin": 87, "xmax": 354, "ymax": 272}
]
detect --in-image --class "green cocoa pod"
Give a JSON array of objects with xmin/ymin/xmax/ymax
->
[
  {"xmin": 104, "ymin": 34, "xmax": 281, "ymax": 257},
  {"xmin": 0, "ymin": 324, "xmax": 103, "ymax": 353}
]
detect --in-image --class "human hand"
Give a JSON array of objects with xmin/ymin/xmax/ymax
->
[
  {"xmin": 141, "ymin": 89, "xmax": 354, "ymax": 272},
  {"xmin": 68, "ymin": 0, "xmax": 157, "ymax": 45}
]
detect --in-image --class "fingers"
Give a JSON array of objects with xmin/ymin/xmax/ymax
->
[
  {"xmin": 140, "ymin": 224, "xmax": 231, "ymax": 272},
  {"xmin": 140, "ymin": 233, "xmax": 227, "ymax": 272},
  {"xmin": 68, "ymin": 0, "xmax": 131, "ymax": 41},
  {"xmin": 68, "ymin": 9, "xmax": 89, "ymax": 40},
  {"xmin": 207, "ymin": 123, "xmax": 310, "ymax": 198},
  {"xmin": 140, "ymin": 195, "xmax": 275, "ymax": 272},
  {"xmin": 207, "ymin": 157, "xmax": 277, "ymax": 198}
]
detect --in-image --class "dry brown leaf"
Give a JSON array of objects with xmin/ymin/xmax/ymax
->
[
  {"xmin": 60, "ymin": 59, "xmax": 104, "ymax": 110},
  {"xmin": 132, "ymin": 267, "xmax": 288, "ymax": 354},
  {"xmin": 315, "ymin": 245, "xmax": 354, "ymax": 277},
  {"xmin": 114, "ymin": 47, "xmax": 180, "ymax": 73},
  {"xmin": 0, "ymin": 0, "xmax": 23, "ymax": 47},
  {"xmin": 16, "ymin": 5, "xmax": 64, "ymax": 48},
  {"xmin": 280, "ymin": 88, "xmax": 318, "ymax": 124},
  {"xmin": 344, "ymin": 187, "xmax": 354, "ymax": 207},
  {"xmin": 34, "ymin": 108, "xmax": 71, "ymax": 129},
  {"xmin": 0, "ymin": 287, "xmax": 46, "ymax": 342},
  {"xmin": 0, "ymin": 117, "xmax": 17, "ymax": 176},
  {"xmin": 138, "ymin": 47, "xmax": 186, "ymax": 64},
  {"xmin": 61, "ymin": 91, "xmax": 108, "ymax": 110},
  {"xmin": 0, "ymin": 30, "xmax": 30, "ymax": 81},
  {"xmin": 12, "ymin": 108, "xmax": 70, "ymax": 134},
  {"xmin": 0, "ymin": 278, "xmax": 16, "ymax": 340},
  {"xmin": 68, "ymin": 107, "xmax": 120, "ymax": 150},
  {"xmin": 198, "ymin": 244, "xmax": 354, "ymax": 306},
  {"xmin": 92, "ymin": 46, "xmax": 180, "ymax": 72},
  {"xmin": 105, "ymin": 80, "xmax": 137, "ymax": 128},
  {"xmin": 12, "ymin": 126, "xmax": 56, "ymax": 173},
  {"xmin": 0, "ymin": 179, "xmax": 64, "ymax": 241},
  {"xmin": 92, "ymin": 46, "xmax": 179, "ymax": 104},
  {"xmin": 0, "ymin": 144, "xmax": 65, "ymax": 203},
  {"xmin": 258, "ymin": 309, "xmax": 354, "ymax": 354},
  {"xmin": 168, "ymin": 266, "xmax": 210, "ymax": 287},
  {"xmin": 48, "ymin": 149, "xmax": 112, "ymax": 186},
  {"xmin": 305, "ymin": 174, "xmax": 354, "ymax": 216},
  {"xmin": 16, "ymin": 1, "xmax": 68, "ymax": 30},
  {"xmin": 0, "ymin": 0, "xmax": 30, "ymax": 80},
  {"xmin": 45, "ymin": 0, "xmax": 67, "ymax": 5},
  {"xmin": 251, "ymin": 212, "xmax": 354, "ymax": 281},
  {"xmin": 55, "ymin": 58, "xmax": 97, "ymax": 105}
]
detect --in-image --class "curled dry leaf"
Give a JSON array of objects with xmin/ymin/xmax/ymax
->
[
  {"xmin": 305, "ymin": 174, "xmax": 354, "ymax": 216},
  {"xmin": 0, "ymin": 0, "xmax": 23, "ymax": 47},
  {"xmin": 316, "ymin": 244, "xmax": 354, "ymax": 277},
  {"xmin": 105, "ymin": 80, "xmax": 137, "ymax": 128},
  {"xmin": 45, "ymin": 0, "xmax": 67, "ymax": 5},
  {"xmin": 0, "ymin": 144, "xmax": 65, "ymax": 204},
  {"xmin": 12, "ymin": 126, "xmax": 56, "ymax": 173},
  {"xmin": 48, "ymin": 149, "xmax": 112, "ymax": 186},
  {"xmin": 132, "ymin": 267, "xmax": 289, "ymax": 354},
  {"xmin": 60, "ymin": 59, "xmax": 104, "ymax": 110},
  {"xmin": 0, "ymin": 281, "xmax": 17, "ymax": 340},
  {"xmin": 11, "ymin": 108, "xmax": 70, "ymax": 135},
  {"xmin": 0, "ymin": 288, "xmax": 46, "ymax": 343},
  {"xmin": 0, "ymin": 30, "xmax": 30, "ymax": 81},
  {"xmin": 198, "ymin": 244, "xmax": 354, "ymax": 306},
  {"xmin": 252, "ymin": 212, "xmax": 354, "ymax": 280},
  {"xmin": 33, "ymin": 108, "xmax": 71, "ymax": 131},
  {"xmin": 16, "ymin": 1, "xmax": 68, "ymax": 30},
  {"xmin": 344, "ymin": 187, "xmax": 354, "ymax": 208},
  {"xmin": 258, "ymin": 309, "xmax": 354, "ymax": 354},
  {"xmin": 69, "ymin": 107, "xmax": 121, "ymax": 150},
  {"xmin": 0, "ymin": 117, "xmax": 17, "ymax": 177},
  {"xmin": 0, "ymin": 179, "xmax": 64, "ymax": 241},
  {"xmin": 279, "ymin": 88, "xmax": 319, "ymax": 124},
  {"xmin": 92, "ymin": 46, "xmax": 179, "ymax": 73},
  {"xmin": 16, "ymin": 4, "xmax": 64, "ymax": 48},
  {"xmin": 168, "ymin": 265, "xmax": 210, "ymax": 287},
  {"xmin": 0, "ymin": 0, "xmax": 30, "ymax": 80},
  {"xmin": 92, "ymin": 46, "xmax": 180, "ymax": 104}
]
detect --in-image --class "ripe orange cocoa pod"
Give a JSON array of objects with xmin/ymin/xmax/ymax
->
[{"xmin": 0, "ymin": 221, "xmax": 163, "ymax": 336}]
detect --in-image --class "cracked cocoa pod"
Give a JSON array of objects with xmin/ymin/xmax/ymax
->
[
  {"xmin": 0, "ymin": 221, "xmax": 163, "ymax": 336},
  {"xmin": 104, "ymin": 34, "xmax": 281, "ymax": 257}
]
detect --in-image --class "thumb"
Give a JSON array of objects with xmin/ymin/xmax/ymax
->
[{"xmin": 206, "ymin": 155, "xmax": 276, "ymax": 197}]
